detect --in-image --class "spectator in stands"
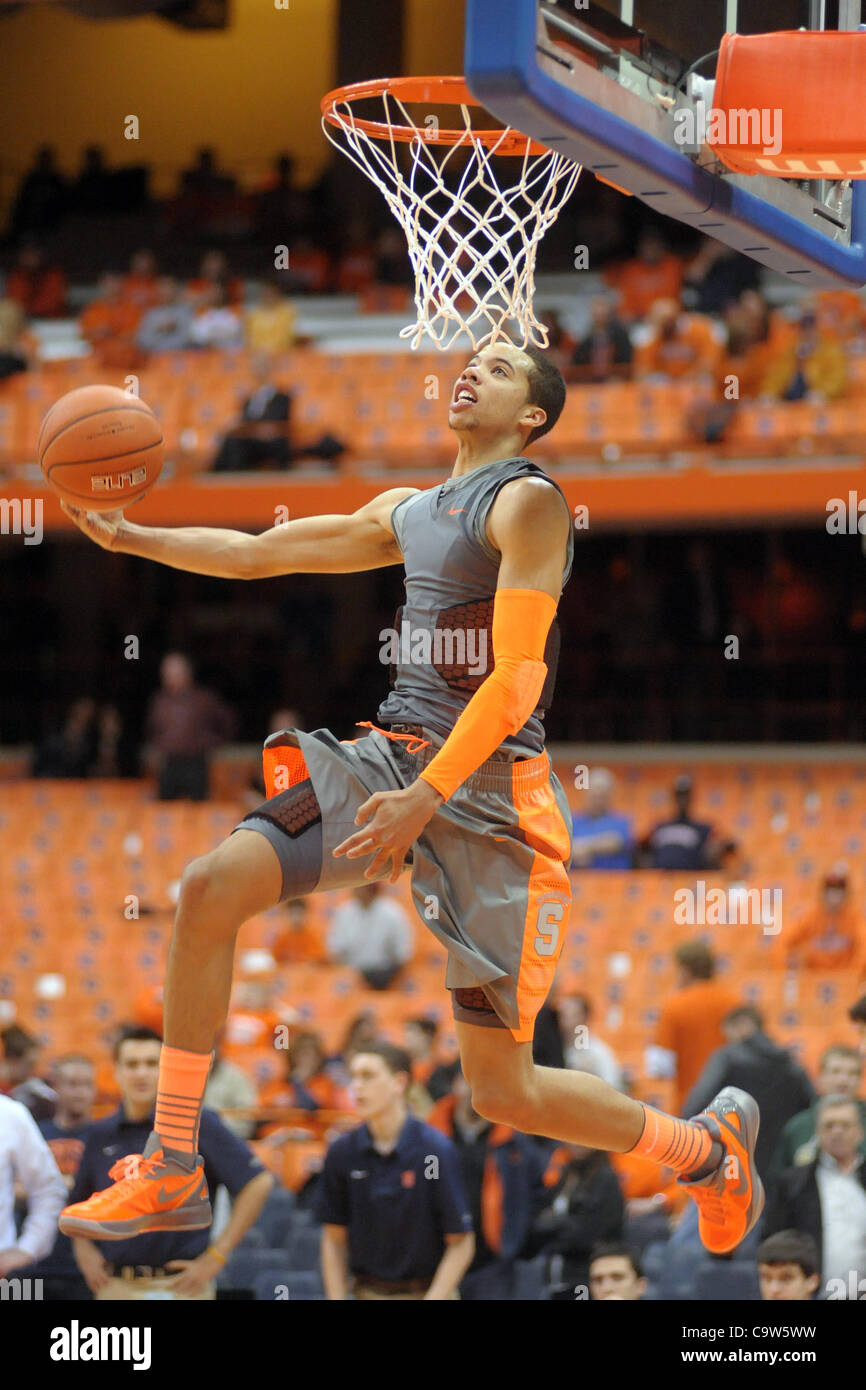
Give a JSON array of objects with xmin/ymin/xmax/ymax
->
[
  {"xmin": 203, "ymin": 1036, "xmax": 258, "ymax": 1140},
  {"xmin": 0, "ymin": 1025, "xmax": 56, "ymax": 1120},
  {"xmin": 852, "ymin": 995, "xmax": 866, "ymax": 1060},
  {"xmin": 256, "ymin": 152, "xmax": 311, "ymax": 241},
  {"xmin": 186, "ymin": 249, "xmax": 244, "ymax": 309},
  {"xmin": 403, "ymin": 1017, "xmax": 457, "ymax": 1107},
  {"xmin": 79, "ymin": 272, "xmax": 143, "ymax": 368},
  {"xmin": 772, "ymin": 1045, "xmax": 866, "ymax": 1178},
  {"xmin": 568, "ymin": 296, "xmax": 633, "ymax": 383},
  {"xmin": 69, "ymin": 145, "xmax": 112, "ymax": 217},
  {"xmin": 0, "ymin": 1093, "xmax": 66, "ymax": 1281},
  {"xmin": 316, "ymin": 1042, "xmax": 474, "ymax": 1300},
  {"xmin": 641, "ymin": 774, "xmax": 721, "ymax": 871},
  {"xmin": 589, "ymin": 1242, "xmax": 647, "ymax": 1300},
  {"xmin": 571, "ymin": 766, "xmax": 634, "ymax": 869},
  {"xmin": 212, "ymin": 353, "xmax": 293, "ymax": 473},
  {"xmin": 779, "ymin": 867, "xmax": 866, "ymax": 977},
  {"xmin": 327, "ymin": 882, "xmax": 414, "ymax": 990},
  {"xmin": 684, "ymin": 1005, "xmax": 814, "ymax": 1182},
  {"xmin": 327, "ymin": 1010, "xmax": 382, "ymax": 1090},
  {"xmin": 32, "ymin": 696, "xmax": 98, "ymax": 779},
  {"xmin": 634, "ymin": 298, "xmax": 723, "ymax": 382},
  {"xmin": 604, "ymin": 228, "xmax": 683, "ymax": 322},
  {"xmin": 287, "ymin": 236, "xmax": 331, "ymax": 295},
  {"xmin": 145, "ymin": 651, "xmax": 235, "ymax": 801},
  {"xmin": 245, "ymin": 279, "xmax": 297, "ymax": 354},
  {"xmin": 756, "ymin": 1230, "xmax": 820, "ymax": 1301},
  {"xmin": 334, "ymin": 215, "xmax": 377, "ymax": 294},
  {"xmin": 189, "ymin": 283, "xmax": 244, "ymax": 351},
  {"xmin": 358, "ymin": 227, "xmax": 413, "ymax": 311},
  {"xmin": 67, "ymin": 1027, "xmax": 273, "ymax": 1301},
  {"xmin": 764, "ymin": 1094, "xmax": 866, "ymax": 1300},
  {"xmin": 135, "ymin": 277, "xmax": 194, "ymax": 354},
  {"xmin": 760, "ymin": 302, "xmax": 848, "ymax": 402},
  {"xmin": 120, "ymin": 249, "xmax": 160, "ymax": 313},
  {"xmin": 0, "ymin": 298, "xmax": 35, "ymax": 379},
  {"xmin": 5, "ymin": 241, "xmax": 67, "ymax": 318},
  {"xmin": 271, "ymin": 897, "xmax": 326, "ymax": 965},
  {"xmin": 30, "ymin": 1055, "xmax": 96, "ymax": 1300},
  {"xmin": 258, "ymin": 1031, "xmax": 349, "ymax": 1138},
  {"xmin": 7, "ymin": 146, "xmax": 67, "ymax": 240},
  {"xmin": 648, "ymin": 941, "xmax": 741, "ymax": 1115},
  {"xmin": 525, "ymin": 1144, "xmax": 625, "ymax": 1299},
  {"xmin": 428, "ymin": 1068, "xmax": 546, "ymax": 1300},
  {"xmin": 610, "ymin": 1147, "xmax": 684, "ymax": 1225},
  {"xmin": 558, "ymin": 993, "xmax": 624, "ymax": 1090},
  {"xmin": 682, "ymin": 236, "xmax": 761, "ymax": 316}
]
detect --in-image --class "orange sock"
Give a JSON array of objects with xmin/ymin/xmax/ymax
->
[
  {"xmin": 629, "ymin": 1104, "xmax": 718, "ymax": 1178},
  {"xmin": 154, "ymin": 1045, "xmax": 213, "ymax": 1161}
]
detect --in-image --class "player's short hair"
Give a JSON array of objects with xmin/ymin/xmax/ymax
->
[
  {"xmin": 523, "ymin": 346, "xmax": 566, "ymax": 447},
  {"xmin": 589, "ymin": 1242, "xmax": 644, "ymax": 1278},
  {"xmin": 820, "ymin": 1043, "xmax": 862, "ymax": 1072},
  {"xmin": 674, "ymin": 939, "xmax": 715, "ymax": 980},
  {"xmin": 724, "ymin": 1004, "xmax": 763, "ymax": 1030},
  {"xmin": 352, "ymin": 1041, "xmax": 413, "ymax": 1080},
  {"xmin": 113, "ymin": 1025, "xmax": 162, "ymax": 1062},
  {"xmin": 1, "ymin": 1025, "xmax": 39, "ymax": 1059},
  {"xmin": 53, "ymin": 1054, "xmax": 95, "ymax": 1074},
  {"xmin": 756, "ymin": 1230, "xmax": 819, "ymax": 1279},
  {"xmin": 849, "ymin": 994, "xmax": 866, "ymax": 1026}
]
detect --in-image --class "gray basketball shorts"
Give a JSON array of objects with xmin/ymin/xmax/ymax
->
[{"xmin": 233, "ymin": 723, "xmax": 573, "ymax": 1042}]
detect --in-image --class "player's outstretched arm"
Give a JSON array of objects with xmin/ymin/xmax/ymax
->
[{"xmin": 59, "ymin": 487, "xmax": 418, "ymax": 579}]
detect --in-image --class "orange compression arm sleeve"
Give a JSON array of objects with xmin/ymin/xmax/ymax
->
[{"xmin": 418, "ymin": 587, "xmax": 557, "ymax": 802}]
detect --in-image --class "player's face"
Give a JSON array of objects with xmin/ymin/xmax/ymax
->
[
  {"xmin": 820, "ymin": 1053, "xmax": 862, "ymax": 1098},
  {"xmin": 759, "ymin": 1263, "xmax": 819, "ymax": 1301},
  {"xmin": 589, "ymin": 1257, "xmax": 646, "ymax": 1300},
  {"xmin": 349, "ymin": 1053, "xmax": 405, "ymax": 1119},
  {"xmin": 115, "ymin": 1041, "xmax": 161, "ymax": 1109},
  {"xmin": 448, "ymin": 343, "xmax": 542, "ymax": 438}
]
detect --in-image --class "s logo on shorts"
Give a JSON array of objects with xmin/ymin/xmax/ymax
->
[{"xmin": 534, "ymin": 900, "xmax": 566, "ymax": 956}]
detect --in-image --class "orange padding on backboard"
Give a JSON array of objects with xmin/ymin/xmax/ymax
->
[{"xmin": 713, "ymin": 30, "xmax": 866, "ymax": 178}]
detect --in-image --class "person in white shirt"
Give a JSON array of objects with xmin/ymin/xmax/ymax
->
[
  {"xmin": 328, "ymin": 883, "xmax": 414, "ymax": 989},
  {"xmin": 557, "ymin": 993, "xmax": 624, "ymax": 1091},
  {"xmin": 813, "ymin": 1097, "xmax": 866, "ymax": 1297},
  {"xmin": 0, "ymin": 1093, "xmax": 67, "ymax": 1277}
]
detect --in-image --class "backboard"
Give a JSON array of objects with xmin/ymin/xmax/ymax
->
[{"xmin": 464, "ymin": 0, "xmax": 866, "ymax": 287}]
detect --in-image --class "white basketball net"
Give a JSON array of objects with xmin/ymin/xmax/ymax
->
[{"xmin": 322, "ymin": 89, "xmax": 582, "ymax": 351}]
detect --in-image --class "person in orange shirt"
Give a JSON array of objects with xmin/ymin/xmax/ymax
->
[
  {"xmin": 120, "ymin": 248, "xmax": 160, "ymax": 313},
  {"xmin": 271, "ymin": 897, "xmax": 325, "ymax": 966},
  {"xmin": 6, "ymin": 242, "xmax": 67, "ymax": 317},
  {"xmin": 186, "ymin": 249, "xmax": 244, "ymax": 310},
  {"xmin": 780, "ymin": 869, "xmax": 866, "ymax": 976},
  {"xmin": 604, "ymin": 229, "xmax": 684, "ymax": 322},
  {"xmin": 79, "ymin": 273, "xmax": 143, "ymax": 368},
  {"xmin": 649, "ymin": 941, "xmax": 741, "ymax": 1116},
  {"xmin": 257, "ymin": 1031, "xmax": 350, "ymax": 1138},
  {"xmin": 634, "ymin": 299, "xmax": 723, "ymax": 382}
]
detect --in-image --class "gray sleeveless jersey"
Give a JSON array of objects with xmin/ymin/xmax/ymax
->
[{"xmin": 376, "ymin": 455, "xmax": 574, "ymax": 758}]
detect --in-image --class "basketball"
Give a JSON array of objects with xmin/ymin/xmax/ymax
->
[{"xmin": 38, "ymin": 384, "xmax": 164, "ymax": 513}]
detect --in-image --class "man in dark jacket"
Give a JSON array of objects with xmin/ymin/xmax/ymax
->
[
  {"xmin": 764, "ymin": 1095, "xmax": 866, "ymax": 1300},
  {"xmin": 525, "ymin": 1145, "xmax": 624, "ymax": 1300},
  {"xmin": 684, "ymin": 1005, "xmax": 814, "ymax": 1184}
]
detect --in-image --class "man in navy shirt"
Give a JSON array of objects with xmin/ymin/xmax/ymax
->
[
  {"xmin": 32, "ymin": 1054, "xmax": 96, "ymax": 1300},
  {"xmin": 316, "ymin": 1042, "xmax": 474, "ymax": 1299},
  {"xmin": 69, "ymin": 1028, "xmax": 273, "ymax": 1300},
  {"xmin": 642, "ymin": 775, "xmax": 720, "ymax": 871}
]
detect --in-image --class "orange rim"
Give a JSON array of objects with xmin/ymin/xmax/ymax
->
[{"xmin": 320, "ymin": 75, "xmax": 549, "ymax": 156}]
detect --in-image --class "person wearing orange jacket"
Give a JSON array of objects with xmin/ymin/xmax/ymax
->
[
  {"xmin": 428, "ymin": 1070, "xmax": 548, "ymax": 1299},
  {"xmin": 780, "ymin": 868, "xmax": 866, "ymax": 977}
]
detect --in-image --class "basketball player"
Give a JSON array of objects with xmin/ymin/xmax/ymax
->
[{"xmin": 58, "ymin": 342, "xmax": 762, "ymax": 1255}]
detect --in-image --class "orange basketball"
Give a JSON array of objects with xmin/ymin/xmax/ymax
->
[{"xmin": 38, "ymin": 384, "xmax": 164, "ymax": 513}]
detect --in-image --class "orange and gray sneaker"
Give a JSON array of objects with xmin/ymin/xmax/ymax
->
[
  {"xmin": 679, "ymin": 1087, "xmax": 765, "ymax": 1255},
  {"xmin": 59, "ymin": 1149, "xmax": 211, "ymax": 1240}
]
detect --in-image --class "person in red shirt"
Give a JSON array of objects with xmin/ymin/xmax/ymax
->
[
  {"xmin": 6, "ymin": 242, "xmax": 67, "ymax": 317},
  {"xmin": 651, "ymin": 941, "xmax": 741, "ymax": 1116},
  {"xmin": 780, "ymin": 869, "xmax": 866, "ymax": 977}
]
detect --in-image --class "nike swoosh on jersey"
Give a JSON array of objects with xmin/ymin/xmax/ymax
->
[{"xmin": 448, "ymin": 507, "xmax": 467, "ymax": 515}]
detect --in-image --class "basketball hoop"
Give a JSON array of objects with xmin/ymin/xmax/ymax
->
[{"xmin": 320, "ymin": 77, "xmax": 582, "ymax": 351}]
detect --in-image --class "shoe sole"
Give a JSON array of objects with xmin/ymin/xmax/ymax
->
[
  {"xmin": 59, "ymin": 1199, "xmax": 213, "ymax": 1240},
  {"xmin": 703, "ymin": 1086, "xmax": 765, "ymax": 1254}
]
